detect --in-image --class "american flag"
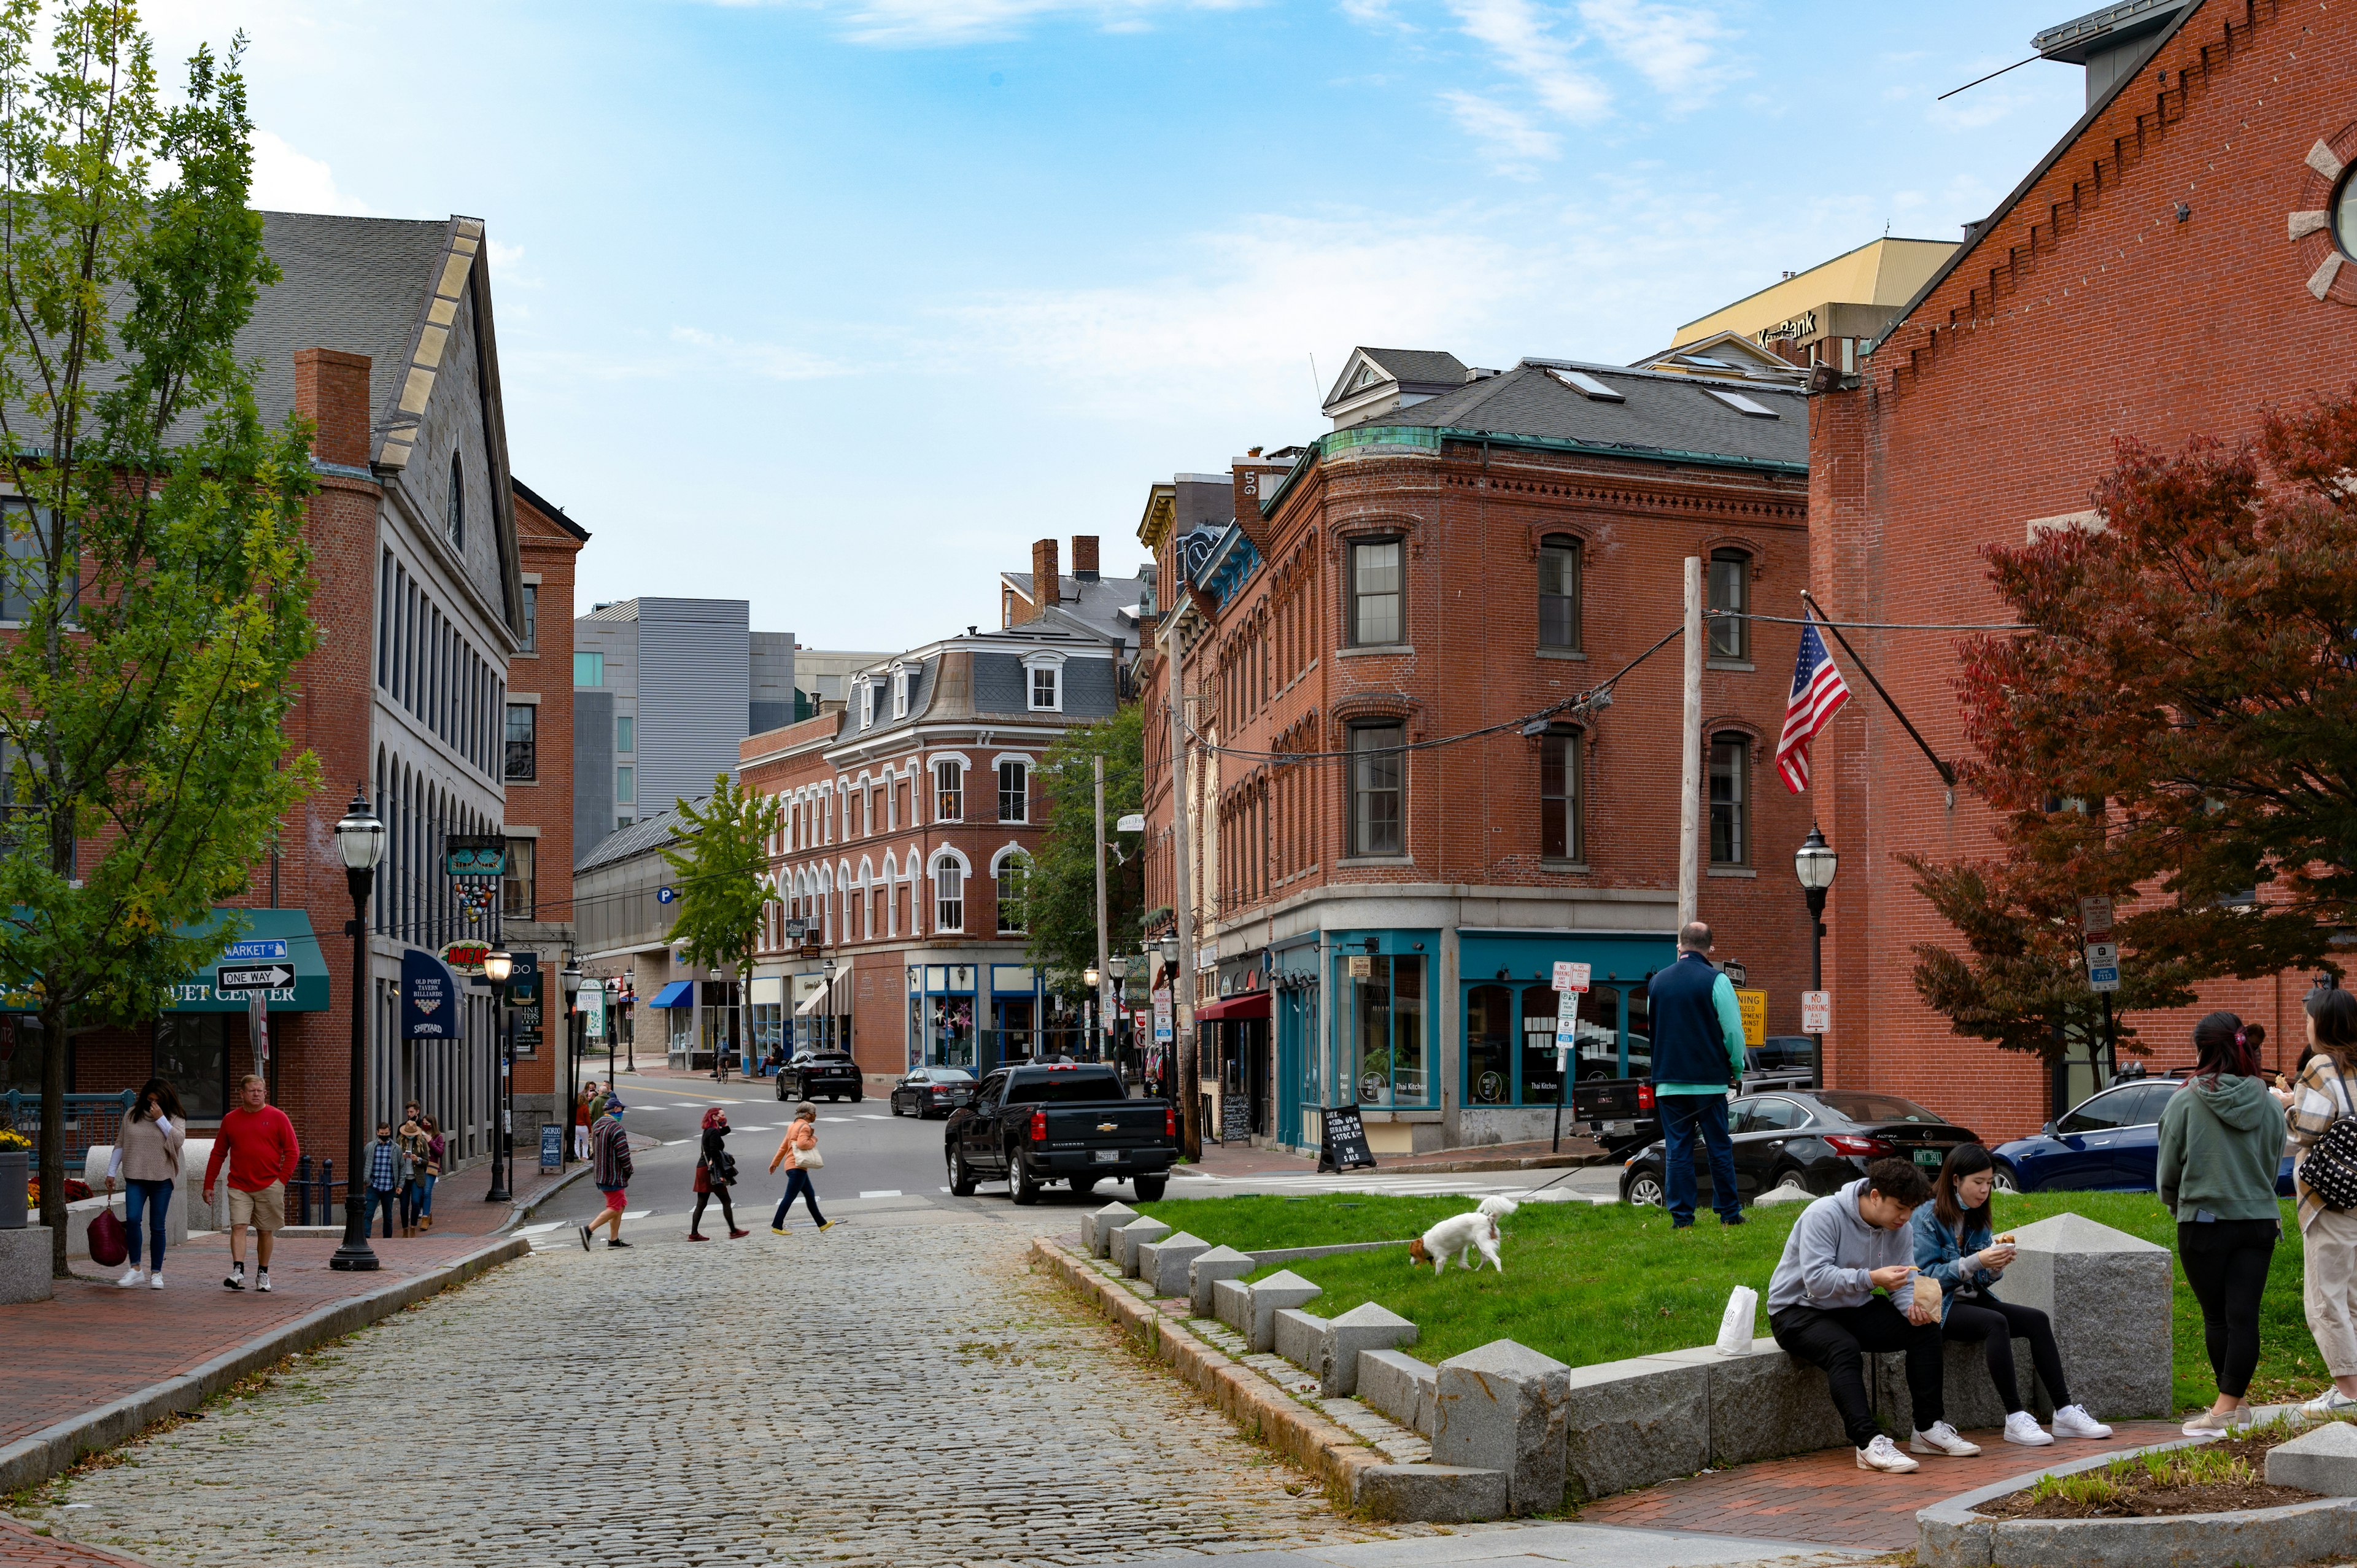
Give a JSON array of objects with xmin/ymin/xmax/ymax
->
[{"xmin": 1775, "ymin": 609, "xmax": 1851, "ymax": 793}]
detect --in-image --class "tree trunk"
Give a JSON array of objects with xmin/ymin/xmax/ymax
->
[{"xmin": 39, "ymin": 1005, "xmax": 64, "ymax": 1276}]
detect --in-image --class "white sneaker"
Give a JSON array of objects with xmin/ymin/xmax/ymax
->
[
  {"xmin": 1857, "ymin": 1433, "xmax": 1920, "ymax": 1473},
  {"xmin": 255, "ymin": 1270, "xmax": 272, "ymax": 1294},
  {"xmin": 1911, "ymin": 1421, "xmax": 1982, "ymax": 1457},
  {"xmin": 2183, "ymin": 1406, "xmax": 2252, "ymax": 1437},
  {"xmin": 2302, "ymin": 1388, "xmax": 2357, "ymax": 1417},
  {"xmin": 2003, "ymin": 1411, "xmax": 2054, "ymax": 1446},
  {"xmin": 2052, "ymin": 1404, "xmax": 2112, "ymax": 1439},
  {"xmin": 149, "ymin": 1272, "xmax": 164, "ymax": 1289},
  {"xmin": 116, "ymin": 1267, "xmax": 145, "ymax": 1288}
]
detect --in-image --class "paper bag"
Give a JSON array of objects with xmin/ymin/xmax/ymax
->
[
  {"xmin": 1716, "ymin": 1284, "xmax": 1759, "ymax": 1356},
  {"xmin": 1910, "ymin": 1273, "xmax": 1943, "ymax": 1318}
]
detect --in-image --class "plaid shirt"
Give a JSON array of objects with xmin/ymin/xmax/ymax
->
[
  {"xmin": 366, "ymin": 1138, "xmax": 401, "ymax": 1192},
  {"xmin": 2287, "ymin": 1054, "xmax": 2357, "ymax": 1230}
]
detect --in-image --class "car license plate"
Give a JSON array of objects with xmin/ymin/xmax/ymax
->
[
  {"xmin": 1602, "ymin": 1121, "xmax": 1631, "ymax": 1135},
  {"xmin": 1092, "ymin": 1149, "xmax": 1120, "ymax": 1164},
  {"xmin": 1913, "ymin": 1149, "xmax": 1943, "ymax": 1168}
]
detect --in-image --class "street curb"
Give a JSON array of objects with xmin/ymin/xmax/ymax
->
[
  {"xmin": 511, "ymin": 1163, "xmax": 595, "ymax": 1231},
  {"xmin": 0, "ymin": 1234, "xmax": 528, "ymax": 1498},
  {"xmin": 1030, "ymin": 1236, "xmax": 1388, "ymax": 1510}
]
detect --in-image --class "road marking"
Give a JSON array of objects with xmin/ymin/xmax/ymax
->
[
  {"xmin": 858, "ymin": 1189, "xmax": 902, "ymax": 1199},
  {"xmin": 516, "ymin": 1221, "xmax": 568, "ymax": 1236},
  {"xmin": 939, "ymin": 1186, "xmax": 952, "ymax": 1193},
  {"xmin": 663, "ymin": 1138, "xmax": 695, "ymax": 1146}
]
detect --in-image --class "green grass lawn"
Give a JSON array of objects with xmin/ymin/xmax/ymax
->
[{"xmin": 1134, "ymin": 1191, "xmax": 2324, "ymax": 1415}]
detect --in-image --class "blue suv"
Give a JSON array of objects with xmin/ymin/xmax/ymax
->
[{"xmin": 1991, "ymin": 1076, "xmax": 2294, "ymax": 1195}]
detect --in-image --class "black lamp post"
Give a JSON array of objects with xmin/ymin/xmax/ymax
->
[
  {"xmin": 330, "ymin": 788, "xmax": 387, "ymax": 1273},
  {"xmin": 1106, "ymin": 956, "xmax": 1127, "ymax": 1066},
  {"xmin": 821, "ymin": 957, "xmax": 837, "ymax": 1056},
  {"xmin": 560, "ymin": 959, "xmax": 582, "ymax": 1170},
  {"xmin": 1794, "ymin": 824, "xmax": 1838, "ymax": 1090},
  {"xmin": 482, "ymin": 948, "xmax": 514, "ymax": 1202}
]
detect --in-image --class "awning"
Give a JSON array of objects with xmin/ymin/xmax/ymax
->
[
  {"xmin": 649, "ymin": 980, "xmax": 695, "ymax": 1009},
  {"xmin": 163, "ymin": 909, "xmax": 331, "ymax": 1014},
  {"xmin": 794, "ymin": 986, "xmax": 830, "ymax": 1018},
  {"xmin": 1194, "ymin": 991, "xmax": 1270, "ymax": 1022}
]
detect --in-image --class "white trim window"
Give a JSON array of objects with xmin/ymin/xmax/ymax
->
[
  {"xmin": 994, "ymin": 851, "xmax": 1028, "ymax": 933},
  {"xmin": 1022, "ymin": 650, "xmax": 1067, "ymax": 713},
  {"xmin": 891, "ymin": 665, "xmax": 911, "ymax": 719},
  {"xmin": 935, "ymin": 862, "xmax": 964, "ymax": 932},
  {"xmin": 859, "ymin": 679, "xmax": 876, "ymax": 730},
  {"xmin": 934, "ymin": 758, "xmax": 964, "ymax": 821},
  {"xmin": 997, "ymin": 760, "xmax": 1028, "ymax": 823}
]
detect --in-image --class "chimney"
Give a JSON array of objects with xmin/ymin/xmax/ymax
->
[
  {"xmin": 1029, "ymin": 538, "xmax": 1059, "ymax": 621},
  {"xmin": 1071, "ymin": 535, "xmax": 1100, "ymax": 582},
  {"xmin": 293, "ymin": 347, "xmax": 373, "ymax": 468}
]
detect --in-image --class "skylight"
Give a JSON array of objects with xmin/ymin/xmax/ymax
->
[
  {"xmin": 1548, "ymin": 368, "xmax": 1625, "ymax": 402},
  {"xmin": 1703, "ymin": 387, "xmax": 1779, "ymax": 418}
]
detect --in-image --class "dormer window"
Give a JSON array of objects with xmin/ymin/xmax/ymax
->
[
  {"xmin": 858, "ymin": 679, "xmax": 875, "ymax": 729},
  {"xmin": 1022, "ymin": 650, "xmax": 1067, "ymax": 713},
  {"xmin": 892, "ymin": 666, "xmax": 910, "ymax": 719}
]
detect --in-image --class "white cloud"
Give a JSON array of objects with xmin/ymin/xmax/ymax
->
[
  {"xmin": 668, "ymin": 325, "xmax": 849, "ymax": 382},
  {"xmin": 1445, "ymin": 0, "xmax": 1610, "ymax": 123},
  {"xmin": 706, "ymin": 0, "xmax": 1250, "ymax": 46},
  {"xmin": 1441, "ymin": 90, "xmax": 1560, "ymax": 171},
  {"xmin": 1574, "ymin": 0, "xmax": 1736, "ymax": 98},
  {"xmin": 247, "ymin": 130, "xmax": 373, "ymax": 215}
]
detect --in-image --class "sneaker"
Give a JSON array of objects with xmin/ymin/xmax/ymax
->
[
  {"xmin": 2183, "ymin": 1407, "xmax": 2252, "ymax": 1437},
  {"xmin": 1720, "ymin": 1213, "xmax": 1746, "ymax": 1227},
  {"xmin": 223, "ymin": 1266, "xmax": 246, "ymax": 1292},
  {"xmin": 606, "ymin": 1238, "xmax": 632, "ymax": 1249},
  {"xmin": 255, "ymin": 1270, "xmax": 271, "ymax": 1293},
  {"xmin": 1911, "ymin": 1421, "xmax": 1981, "ymax": 1457},
  {"xmin": 1857, "ymin": 1434, "xmax": 1920, "ymax": 1473},
  {"xmin": 729, "ymin": 1229, "xmax": 751, "ymax": 1239},
  {"xmin": 770, "ymin": 1225, "xmax": 788, "ymax": 1235},
  {"xmin": 579, "ymin": 1226, "xmax": 593, "ymax": 1252},
  {"xmin": 117, "ymin": 1267, "xmax": 146, "ymax": 1288},
  {"xmin": 689, "ymin": 1232, "xmax": 710, "ymax": 1242},
  {"xmin": 2003, "ymin": 1412, "xmax": 2054, "ymax": 1446},
  {"xmin": 2302, "ymin": 1388, "xmax": 2357, "ymax": 1418},
  {"xmin": 817, "ymin": 1220, "xmax": 837, "ymax": 1232},
  {"xmin": 2053, "ymin": 1404, "xmax": 2113, "ymax": 1439},
  {"xmin": 149, "ymin": 1273, "xmax": 164, "ymax": 1289}
]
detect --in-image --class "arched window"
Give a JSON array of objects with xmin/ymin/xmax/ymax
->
[
  {"xmin": 1707, "ymin": 549, "xmax": 1749, "ymax": 660},
  {"xmin": 1538, "ymin": 535, "xmax": 1580, "ymax": 651},
  {"xmin": 447, "ymin": 453, "xmax": 465, "ymax": 550}
]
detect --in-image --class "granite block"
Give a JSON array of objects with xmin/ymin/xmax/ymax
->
[
  {"xmin": 1323, "ymin": 1301, "xmax": 1417, "ymax": 1396},
  {"xmin": 1213, "ymin": 1274, "xmax": 1252, "ymax": 1334},
  {"xmin": 1349, "ymin": 1462, "xmax": 1509, "ymax": 1523},
  {"xmin": 1087, "ymin": 1201, "xmax": 1136, "ymax": 1257},
  {"xmin": 0, "ymin": 1224, "xmax": 52, "ymax": 1303},
  {"xmin": 1552, "ymin": 1351, "xmax": 1707, "ymax": 1502},
  {"xmin": 2000, "ymin": 1212, "xmax": 2172, "ymax": 1419},
  {"xmin": 1273, "ymin": 1306, "xmax": 1331, "ymax": 1370},
  {"xmin": 1142, "ymin": 1232, "xmax": 1211, "ymax": 1299},
  {"xmin": 1189, "ymin": 1244, "xmax": 1255, "ymax": 1316},
  {"xmin": 1245, "ymin": 1270, "xmax": 1321, "ymax": 1353},
  {"xmin": 1433, "ymin": 1338, "xmax": 1574, "ymax": 1514},
  {"xmin": 1359, "ymin": 1347, "xmax": 1439, "ymax": 1437},
  {"xmin": 1110, "ymin": 1217, "xmax": 1170, "ymax": 1276},
  {"xmin": 2269, "ymin": 1419, "xmax": 2357, "ymax": 1494},
  {"xmin": 1649, "ymin": 1339, "xmax": 1849, "ymax": 1467}
]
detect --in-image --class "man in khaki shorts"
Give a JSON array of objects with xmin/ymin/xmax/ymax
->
[{"xmin": 201, "ymin": 1074, "xmax": 301, "ymax": 1292}]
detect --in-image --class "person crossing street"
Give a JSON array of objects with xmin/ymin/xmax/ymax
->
[{"xmin": 581, "ymin": 1096, "xmax": 635, "ymax": 1251}]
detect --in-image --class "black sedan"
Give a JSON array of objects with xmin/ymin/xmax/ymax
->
[
  {"xmin": 890, "ymin": 1066, "xmax": 977, "ymax": 1119},
  {"xmin": 1619, "ymin": 1089, "xmax": 1979, "ymax": 1208},
  {"xmin": 778, "ymin": 1051, "xmax": 864, "ymax": 1103}
]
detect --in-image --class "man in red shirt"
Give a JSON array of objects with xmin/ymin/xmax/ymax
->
[{"xmin": 202, "ymin": 1074, "xmax": 300, "ymax": 1292}]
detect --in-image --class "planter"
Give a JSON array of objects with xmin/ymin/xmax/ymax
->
[{"xmin": 0, "ymin": 1148, "xmax": 25, "ymax": 1229}]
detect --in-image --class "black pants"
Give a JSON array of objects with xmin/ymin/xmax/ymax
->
[
  {"xmin": 1771, "ymin": 1298, "xmax": 1945, "ymax": 1450},
  {"xmin": 1943, "ymin": 1297, "xmax": 2070, "ymax": 1415},
  {"xmin": 2178, "ymin": 1218, "xmax": 2278, "ymax": 1399},
  {"xmin": 692, "ymin": 1185, "xmax": 737, "ymax": 1234}
]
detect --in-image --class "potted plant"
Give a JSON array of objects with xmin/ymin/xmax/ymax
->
[{"xmin": 0, "ymin": 1127, "xmax": 28, "ymax": 1229}]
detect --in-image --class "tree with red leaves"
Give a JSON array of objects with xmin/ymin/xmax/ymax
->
[{"xmin": 1906, "ymin": 390, "xmax": 2356, "ymax": 1103}]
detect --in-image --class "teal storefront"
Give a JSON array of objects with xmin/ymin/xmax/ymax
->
[{"xmin": 1457, "ymin": 932, "xmax": 1676, "ymax": 1115}]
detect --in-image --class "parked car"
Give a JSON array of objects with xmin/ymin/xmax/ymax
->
[
  {"xmin": 943, "ymin": 1062, "xmax": 1177, "ymax": 1205},
  {"xmin": 890, "ymin": 1066, "xmax": 976, "ymax": 1119},
  {"xmin": 778, "ymin": 1050, "xmax": 864, "ymax": 1103},
  {"xmin": 1991, "ymin": 1078, "xmax": 2296, "ymax": 1195},
  {"xmin": 1754, "ymin": 1036, "xmax": 1817, "ymax": 1073},
  {"xmin": 1619, "ymin": 1089, "xmax": 1980, "ymax": 1208}
]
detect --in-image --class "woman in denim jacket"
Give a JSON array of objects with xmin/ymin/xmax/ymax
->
[{"xmin": 1913, "ymin": 1143, "xmax": 2111, "ymax": 1446}]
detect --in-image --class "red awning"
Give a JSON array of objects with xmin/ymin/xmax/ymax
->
[{"xmin": 1194, "ymin": 991, "xmax": 1270, "ymax": 1022}]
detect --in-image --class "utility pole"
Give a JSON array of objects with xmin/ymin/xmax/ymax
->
[
  {"xmin": 1678, "ymin": 555, "xmax": 1703, "ymax": 934},
  {"xmin": 1165, "ymin": 614, "xmax": 1202, "ymax": 1160},
  {"xmin": 1093, "ymin": 752, "xmax": 1110, "ymax": 1064}
]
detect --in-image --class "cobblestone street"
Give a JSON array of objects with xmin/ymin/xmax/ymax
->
[{"xmin": 14, "ymin": 1209, "xmax": 1398, "ymax": 1568}]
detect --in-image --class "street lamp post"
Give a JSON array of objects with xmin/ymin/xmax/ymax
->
[
  {"xmin": 1106, "ymin": 956, "xmax": 1127, "ymax": 1070},
  {"xmin": 560, "ymin": 960, "xmax": 582, "ymax": 1171},
  {"xmin": 1158, "ymin": 934, "xmax": 1180, "ymax": 1106},
  {"xmin": 1083, "ymin": 965, "xmax": 1099, "ymax": 1064},
  {"xmin": 1794, "ymin": 824, "xmax": 1838, "ymax": 1091},
  {"xmin": 821, "ymin": 957, "xmax": 838, "ymax": 1057},
  {"xmin": 482, "ymin": 948, "xmax": 514, "ymax": 1202},
  {"xmin": 330, "ymin": 789, "xmax": 387, "ymax": 1273}
]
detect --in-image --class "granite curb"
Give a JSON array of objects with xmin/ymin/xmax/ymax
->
[{"xmin": 0, "ymin": 1234, "xmax": 528, "ymax": 1498}]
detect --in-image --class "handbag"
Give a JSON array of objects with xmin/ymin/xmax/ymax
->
[
  {"xmin": 795, "ymin": 1145, "xmax": 824, "ymax": 1170},
  {"xmin": 87, "ymin": 1192, "xmax": 128, "ymax": 1268},
  {"xmin": 692, "ymin": 1162, "xmax": 712, "ymax": 1195},
  {"xmin": 2304, "ymin": 1064, "xmax": 2357, "ymax": 1211}
]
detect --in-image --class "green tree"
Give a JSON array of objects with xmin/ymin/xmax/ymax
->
[
  {"xmin": 0, "ymin": 7, "xmax": 322, "ymax": 1272},
  {"xmin": 1020, "ymin": 705, "xmax": 1144, "ymax": 998},
  {"xmin": 661, "ymin": 776, "xmax": 783, "ymax": 1041}
]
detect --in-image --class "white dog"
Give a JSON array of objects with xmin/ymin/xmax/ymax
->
[{"xmin": 1409, "ymin": 1197, "xmax": 1515, "ymax": 1274}]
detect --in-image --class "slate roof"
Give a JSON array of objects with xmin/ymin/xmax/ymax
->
[
  {"xmin": 1379, "ymin": 360, "xmax": 1807, "ymax": 468},
  {"xmin": 1001, "ymin": 570, "xmax": 1150, "ymax": 649},
  {"xmin": 575, "ymin": 805, "xmax": 694, "ymax": 875},
  {"xmin": 233, "ymin": 212, "xmax": 455, "ymax": 442},
  {"xmin": 1322, "ymin": 347, "xmax": 1469, "ymax": 406}
]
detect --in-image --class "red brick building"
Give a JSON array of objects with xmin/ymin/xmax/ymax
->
[
  {"xmin": 740, "ymin": 625, "xmax": 1125, "ymax": 1087},
  {"xmin": 1809, "ymin": 0, "xmax": 2354, "ymax": 1137},
  {"xmin": 1139, "ymin": 354, "xmax": 1816, "ymax": 1154}
]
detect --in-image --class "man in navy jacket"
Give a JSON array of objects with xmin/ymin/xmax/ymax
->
[{"xmin": 1646, "ymin": 921, "xmax": 1747, "ymax": 1227}]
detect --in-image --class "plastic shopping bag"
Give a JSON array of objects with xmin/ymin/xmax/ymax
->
[{"xmin": 1716, "ymin": 1284, "xmax": 1759, "ymax": 1356}]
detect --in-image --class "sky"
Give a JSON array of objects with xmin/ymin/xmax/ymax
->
[{"xmin": 145, "ymin": 0, "xmax": 2094, "ymax": 651}]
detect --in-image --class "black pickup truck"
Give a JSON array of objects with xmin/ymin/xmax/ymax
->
[{"xmin": 943, "ymin": 1062, "xmax": 1178, "ymax": 1205}]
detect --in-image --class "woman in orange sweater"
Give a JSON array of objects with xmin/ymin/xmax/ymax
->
[{"xmin": 767, "ymin": 1103, "xmax": 832, "ymax": 1234}]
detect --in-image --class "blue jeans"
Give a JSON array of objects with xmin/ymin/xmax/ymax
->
[
  {"xmin": 365, "ymin": 1186, "xmax": 403, "ymax": 1237},
  {"xmin": 409, "ymin": 1173, "xmax": 437, "ymax": 1218},
  {"xmin": 772, "ymin": 1168, "xmax": 825, "ymax": 1227},
  {"xmin": 1660, "ymin": 1092, "xmax": 1741, "ymax": 1226},
  {"xmin": 124, "ymin": 1178, "xmax": 172, "ymax": 1270}
]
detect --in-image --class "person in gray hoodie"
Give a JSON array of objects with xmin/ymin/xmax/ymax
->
[
  {"xmin": 1768, "ymin": 1157, "xmax": 1966, "ymax": 1473},
  {"xmin": 2157, "ymin": 1011, "xmax": 2288, "ymax": 1435}
]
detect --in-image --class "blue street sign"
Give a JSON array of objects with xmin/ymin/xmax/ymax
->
[
  {"xmin": 222, "ymin": 938, "xmax": 289, "ymax": 962},
  {"xmin": 657, "ymin": 887, "xmax": 676, "ymax": 904}
]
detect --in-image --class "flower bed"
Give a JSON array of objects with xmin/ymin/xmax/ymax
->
[{"xmin": 1979, "ymin": 1429, "xmax": 2313, "ymax": 1520}]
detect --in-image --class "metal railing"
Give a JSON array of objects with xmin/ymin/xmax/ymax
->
[{"xmin": 1, "ymin": 1089, "xmax": 136, "ymax": 1172}]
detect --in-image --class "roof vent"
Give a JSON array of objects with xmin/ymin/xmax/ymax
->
[{"xmin": 1547, "ymin": 369, "xmax": 1625, "ymax": 402}]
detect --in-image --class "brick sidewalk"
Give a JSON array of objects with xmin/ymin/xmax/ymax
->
[
  {"xmin": 1581, "ymin": 1418, "xmax": 2185, "ymax": 1549},
  {"xmin": 0, "ymin": 1516, "xmax": 160, "ymax": 1567}
]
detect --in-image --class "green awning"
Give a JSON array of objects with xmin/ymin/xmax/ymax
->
[{"xmin": 163, "ymin": 908, "xmax": 331, "ymax": 1013}]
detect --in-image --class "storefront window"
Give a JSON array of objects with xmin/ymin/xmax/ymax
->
[
  {"xmin": 1466, "ymin": 985, "xmax": 1511, "ymax": 1105},
  {"xmin": 1569, "ymin": 984, "xmax": 1621, "ymax": 1080},
  {"xmin": 155, "ymin": 1014, "xmax": 232, "ymax": 1120},
  {"xmin": 1348, "ymin": 954, "xmax": 1426, "ymax": 1107},
  {"xmin": 1519, "ymin": 986, "xmax": 1565, "ymax": 1105}
]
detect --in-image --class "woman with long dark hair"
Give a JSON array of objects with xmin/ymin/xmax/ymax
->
[
  {"xmin": 1913, "ymin": 1142, "xmax": 2109, "ymax": 1445},
  {"xmin": 2160, "ymin": 1010, "xmax": 2289, "ymax": 1433},
  {"xmin": 2290, "ymin": 988, "xmax": 2357, "ymax": 1415},
  {"xmin": 103, "ymin": 1078, "xmax": 185, "ymax": 1289},
  {"xmin": 689, "ymin": 1106, "xmax": 748, "ymax": 1241}
]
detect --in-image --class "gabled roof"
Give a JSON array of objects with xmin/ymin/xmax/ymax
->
[
  {"xmin": 1322, "ymin": 347, "xmax": 1471, "ymax": 407},
  {"xmin": 1631, "ymin": 331, "xmax": 1806, "ymax": 385},
  {"xmin": 513, "ymin": 477, "xmax": 590, "ymax": 541},
  {"xmin": 1382, "ymin": 359, "xmax": 1807, "ymax": 467},
  {"xmin": 1000, "ymin": 568, "xmax": 1150, "ymax": 649}
]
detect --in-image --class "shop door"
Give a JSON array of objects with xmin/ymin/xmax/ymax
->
[
  {"xmin": 993, "ymin": 997, "xmax": 1035, "ymax": 1069},
  {"xmin": 1244, "ymin": 1018, "xmax": 1271, "ymax": 1137}
]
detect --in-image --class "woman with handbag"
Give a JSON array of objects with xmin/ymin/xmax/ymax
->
[
  {"xmin": 689, "ymin": 1106, "xmax": 748, "ymax": 1240},
  {"xmin": 409, "ymin": 1114, "xmax": 444, "ymax": 1232},
  {"xmin": 767, "ymin": 1102, "xmax": 832, "ymax": 1234},
  {"xmin": 2291, "ymin": 987, "xmax": 2357, "ymax": 1416},
  {"xmin": 2158, "ymin": 1013, "xmax": 2288, "ymax": 1434},
  {"xmin": 104, "ymin": 1078, "xmax": 185, "ymax": 1289}
]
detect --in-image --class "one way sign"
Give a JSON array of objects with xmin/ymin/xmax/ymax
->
[{"xmin": 216, "ymin": 963, "xmax": 295, "ymax": 993}]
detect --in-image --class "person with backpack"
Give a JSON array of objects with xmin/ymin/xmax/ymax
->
[
  {"xmin": 689, "ymin": 1106, "xmax": 748, "ymax": 1241},
  {"xmin": 2160, "ymin": 1010, "xmax": 2292, "ymax": 1433},
  {"xmin": 2290, "ymin": 988, "xmax": 2357, "ymax": 1416}
]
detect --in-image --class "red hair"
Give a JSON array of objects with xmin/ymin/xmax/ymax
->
[{"xmin": 702, "ymin": 1107, "xmax": 727, "ymax": 1130}]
